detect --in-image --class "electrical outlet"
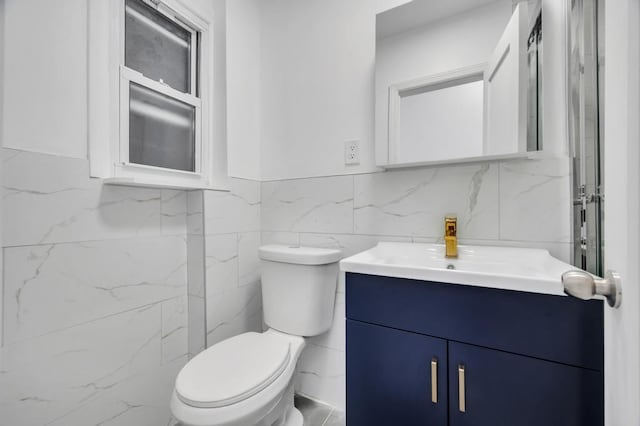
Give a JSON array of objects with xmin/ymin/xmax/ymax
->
[{"xmin": 345, "ymin": 140, "xmax": 360, "ymax": 165}]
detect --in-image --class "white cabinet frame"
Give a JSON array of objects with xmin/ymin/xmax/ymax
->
[{"xmin": 387, "ymin": 64, "xmax": 486, "ymax": 166}]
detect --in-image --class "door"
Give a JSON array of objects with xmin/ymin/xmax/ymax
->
[
  {"xmin": 448, "ymin": 342, "xmax": 603, "ymax": 426},
  {"xmin": 346, "ymin": 320, "xmax": 447, "ymax": 426},
  {"xmin": 603, "ymin": 0, "xmax": 640, "ymax": 424}
]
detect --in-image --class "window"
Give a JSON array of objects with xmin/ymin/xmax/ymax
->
[
  {"xmin": 122, "ymin": 0, "xmax": 199, "ymax": 173},
  {"xmin": 88, "ymin": 0, "xmax": 227, "ymax": 189}
]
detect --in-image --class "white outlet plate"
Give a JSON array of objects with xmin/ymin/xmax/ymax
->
[{"xmin": 345, "ymin": 140, "xmax": 360, "ymax": 165}]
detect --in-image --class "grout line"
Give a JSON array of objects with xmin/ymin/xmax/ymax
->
[
  {"xmin": 257, "ymin": 230, "xmax": 571, "ymax": 245},
  {"xmin": 1, "ymin": 232, "xmax": 189, "ymax": 250},
  {"xmin": 2, "ymin": 295, "xmax": 180, "ymax": 347},
  {"xmin": 1, "ymin": 247, "xmax": 4, "ymax": 348},
  {"xmin": 497, "ymin": 161, "xmax": 502, "ymax": 239},
  {"xmin": 159, "ymin": 299, "xmax": 164, "ymax": 363},
  {"xmin": 260, "ymin": 169, "xmax": 384, "ymax": 183},
  {"xmin": 351, "ymin": 175, "xmax": 355, "ymax": 235},
  {"xmin": 321, "ymin": 408, "xmax": 335, "ymax": 426}
]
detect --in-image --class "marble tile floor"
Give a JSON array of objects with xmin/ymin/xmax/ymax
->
[{"xmin": 295, "ymin": 395, "xmax": 345, "ymax": 426}]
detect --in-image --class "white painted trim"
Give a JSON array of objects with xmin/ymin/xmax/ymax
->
[
  {"xmin": 104, "ymin": 177, "xmax": 225, "ymax": 191},
  {"xmin": 119, "ymin": 65, "xmax": 203, "ymax": 176},
  {"xmin": 120, "ymin": 161, "xmax": 200, "ymax": 176},
  {"xmin": 128, "ymin": 0, "xmax": 200, "ymax": 96},
  {"xmin": 88, "ymin": 0, "xmax": 121, "ymax": 178},
  {"xmin": 603, "ymin": 1, "xmax": 640, "ymax": 424},
  {"xmin": 119, "ymin": 68, "xmax": 130, "ymax": 165},
  {"xmin": 390, "ymin": 63, "xmax": 486, "ymax": 94},
  {"xmin": 542, "ymin": 0, "xmax": 569, "ymax": 156},
  {"xmin": 205, "ymin": 0, "xmax": 230, "ymax": 190},
  {"xmin": 0, "ymin": 0, "xmax": 4, "ymax": 348},
  {"xmin": 87, "ymin": 0, "xmax": 226, "ymax": 190},
  {"xmin": 383, "ymin": 151, "xmax": 535, "ymax": 170},
  {"xmin": 160, "ymin": 0, "xmax": 210, "ymax": 32},
  {"xmin": 112, "ymin": 161, "xmax": 215, "ymax": 189},
  {"xmin": 483, "ymin": 2, "xmax": 528, "ymax": 156},
  {"xmin": 387, "ymin": 63, "xmax": 486, "ymax": 166},
  {"xmin": 387, "ymin": 85, "xmax": 400, "ymax": 164},
  {"xmin": 121, "ymin": 66, "xmax": 201, "ymax": 106},
  {"xmin": 190, "ymin": 28, "xmax": 198, "ymax": 96}
]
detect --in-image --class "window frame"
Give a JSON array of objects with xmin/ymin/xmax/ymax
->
[
  {"xmin": 88, "ymin": 0, "xmax": 227, "ymax": 190},
  {"xmin": 124, "ymin": 0, "xmax": 199, "ymax": 96},
  {"xmin": 119, "ymin": 66, "xmax": 203, "ymax": 176}
]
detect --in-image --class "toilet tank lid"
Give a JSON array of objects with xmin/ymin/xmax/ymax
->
[{"xmin": 259, "ymin": 245, "xmax": 342, "ymax": 265}]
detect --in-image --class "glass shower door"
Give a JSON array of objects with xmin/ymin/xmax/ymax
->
[{"xmin": 568, "ymin": 0, "xmax": 604, "ymax": 276}]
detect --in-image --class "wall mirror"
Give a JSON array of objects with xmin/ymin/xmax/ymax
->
[{"xmin": 375, "ymin": 0, "xmax": 543, "ymax": 168}]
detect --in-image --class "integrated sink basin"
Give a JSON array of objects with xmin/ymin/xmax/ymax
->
[{"xmin": 340, "ymin": 242, "xmax": 576, "ymax": 296}]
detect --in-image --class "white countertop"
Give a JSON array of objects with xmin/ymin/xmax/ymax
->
[{"xmin": 339, "ymin": 242, "xmax": 582, "ymax": 297}]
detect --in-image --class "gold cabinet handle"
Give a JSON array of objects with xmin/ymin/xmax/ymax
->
[
  {"xmin": 458, "ymin": 364, "xmax": 466, "ymax": 413},
  {"xmin": 431, "ymin": 358, "xmax": 438, "ymax": 403}
]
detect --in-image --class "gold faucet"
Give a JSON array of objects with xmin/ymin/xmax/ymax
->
[{"xmin": 444, "ymin": 216, "xmax": 458, "ymax": 258}]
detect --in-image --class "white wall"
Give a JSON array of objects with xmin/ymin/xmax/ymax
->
[
  {"xmin": 258, "ymin": 0, "xmax": 409, "ymax": 180},
  {"xmin": 226, "ymin": 0, "xmax": 262, "ymax": 179},
  {"xmin": 2, "ymin": 0, "xmax": 87, "ymax": 159}
]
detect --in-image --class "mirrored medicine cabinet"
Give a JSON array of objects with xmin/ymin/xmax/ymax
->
[{"xmin": 375, "ymin": 0, "xmax": 543, "ymax": 168}]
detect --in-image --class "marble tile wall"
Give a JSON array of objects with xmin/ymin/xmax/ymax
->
[
  {"xmin": 261, "ymin": 157, "xmax": 572, "ymax": 410},
  {"xmin": 0, "ymin": 148, "xmax": 572, "ymax": 422},
  {"xmin": 201, "ymin": 178, "xmax": 263, "ymax": 347},
  {"xmin": 187, "ymin": 191, "xmax": 206, "ymax": 356},
  {"xmin": 1, "ymin": 148, "xmax": 188, "ymax": 425}
]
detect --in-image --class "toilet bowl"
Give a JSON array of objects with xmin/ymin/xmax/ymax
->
[
  {"xmin": 171, "ymin": 245, "xmax": 342, "ymax": 426},
  {"xmin": 170, "ymin": 329, "xmax": 305, "ymax": 426}
]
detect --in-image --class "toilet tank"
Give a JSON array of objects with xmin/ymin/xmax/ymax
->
[{"xmin": 259, "ymin": 245, "xmax": 342, "ymax": 337}]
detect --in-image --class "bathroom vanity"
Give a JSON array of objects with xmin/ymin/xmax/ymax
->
[{"xmin": 341, "ymin": 243, "xmax": 604, "ymax": 426}]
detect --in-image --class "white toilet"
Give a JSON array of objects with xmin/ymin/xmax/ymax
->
[{"xmin": 170, "ymin": 244, "xmax": 342, "ymax": 426}]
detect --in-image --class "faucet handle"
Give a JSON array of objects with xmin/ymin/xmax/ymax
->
[
  {"xmin": 444, "ymin": 216, "xmax": 458, "ymax": 258},
  {"xmin": 444, "ymin": 216, "xmax": 457, "ymax": 236}
]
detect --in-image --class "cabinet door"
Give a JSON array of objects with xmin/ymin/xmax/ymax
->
[
  {"xmin": 448, "ymin": 342, "xmax": 603, "ymax": 426},
  {"xmin": 346, "ymin": 319, "xmax": 447, "ymax": 426},
  {"xmin": 483, "ymin": 2, "xmax": 529, "ymax": 155}
]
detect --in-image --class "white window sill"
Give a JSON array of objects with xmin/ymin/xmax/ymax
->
[{"xmin": 103, "ymin": 177, "xmax": 230, "ymax": 191}]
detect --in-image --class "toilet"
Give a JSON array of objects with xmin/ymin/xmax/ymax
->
[{"xmin": 170, "ymin": 245, "xmax": 342, "ymax": 426}]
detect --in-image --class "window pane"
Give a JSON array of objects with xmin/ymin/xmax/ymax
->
[
  {"xmin": 129, "ymin": 83, "xmax": 196, "ymax": 172},
  {"xmin": 125, "ymin": 0, "xmax": 192, "ymax": 93}
]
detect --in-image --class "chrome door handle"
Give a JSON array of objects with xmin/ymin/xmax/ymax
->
[
  {"xmin": 431, "ymin": 358, "xmax": 438, "ymax": 404},
  {"xmin": 562, "ymin": 269, "xmax": 622, "ymax": 308}
]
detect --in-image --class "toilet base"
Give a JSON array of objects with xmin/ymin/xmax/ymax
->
[{"xmin": 283, "ymin": 407, "xmax": 303, "ymax": 426}]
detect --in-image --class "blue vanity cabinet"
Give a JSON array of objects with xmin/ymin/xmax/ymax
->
[
  {"xmin": 448, "ymin": 341, "xmax": 603, "ymax": 426},
  {"xmin": 346, "ymin": 319, "xmax": 448, "ymax": 426},
  {"xmin": 345, "ymin": 273, "xmax": 604, "ymax": 426}
]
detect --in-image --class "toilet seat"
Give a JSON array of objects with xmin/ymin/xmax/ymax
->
[{"xmin": 175, "ymin": 332, "xmax": 291, "ymax": 409}]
